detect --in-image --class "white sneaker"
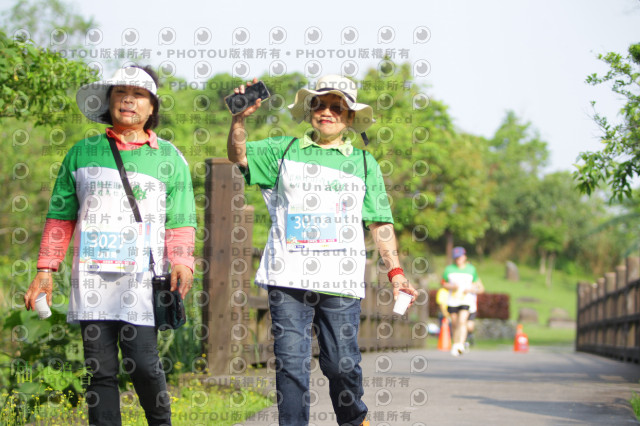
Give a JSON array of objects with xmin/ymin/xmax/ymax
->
[{"xmin": 451, "ymin": 343, "xmax": 464, "ymax": 356}]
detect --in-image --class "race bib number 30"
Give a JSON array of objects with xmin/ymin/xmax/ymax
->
[
  {"xmin": 79, "ymin": 222, "xmax": 151, "ymax": 273},
  {"xmin": 286, "ymin": 201, "xmax": 348, "ymax": 251}
]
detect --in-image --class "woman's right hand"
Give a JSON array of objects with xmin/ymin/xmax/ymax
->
[
  {"xmin": 24, "ymin": 272, "xmax": 53, "ymax": 311},
  {"xmin": 231, "ymin": 77, "xmax": 263, "ymax": 120},
  {"xmin": 228, "ymin": 78, "xmax": 262, "ymax": 167}
]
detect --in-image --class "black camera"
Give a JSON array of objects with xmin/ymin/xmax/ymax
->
[
  {"xmin": 152, "ymin": 274, "xmax": 185, "ymax": 329},
  {"xmin": 224, "ymin": 80, "xmax": 270, "ymax": 115}
]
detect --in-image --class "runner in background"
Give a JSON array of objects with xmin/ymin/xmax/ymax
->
[{"xmin": 442, "ymin": 246, "xmax": 483, "ymax": 356}]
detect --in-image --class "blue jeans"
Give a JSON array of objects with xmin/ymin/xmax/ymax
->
[
  {"xmin": 80, "ymin": 321, "xmax": 171, "ymax": 426},
  {"xmin": 268, "ymin": 286, "xmax": 367, "ymax": 426}
]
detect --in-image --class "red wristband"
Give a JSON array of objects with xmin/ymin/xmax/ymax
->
[{"xmin": 387, "ymin": 267, "xmax": 405, "ymax": 281}]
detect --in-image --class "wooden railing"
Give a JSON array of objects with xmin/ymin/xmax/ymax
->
[
  {"xmin": 202, "ymin": 159, "xmax": 429, "ymax": 374},
  {"xmin": 576, "ymin": 256, "xmax": 640, "ymax": 363}
]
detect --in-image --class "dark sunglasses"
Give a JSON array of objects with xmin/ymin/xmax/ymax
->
[{"xmin": 309, "ymin": 97, "xmax": 349, "ymax": 114}]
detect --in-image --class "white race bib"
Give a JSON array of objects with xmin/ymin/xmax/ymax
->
[
  {"xmin": 78, "ymin": 222, "xmax": 151, "ymax": 273},
  {"xmin": 286, "ymin": 204, "xmax": 345, "ymax": 251}
]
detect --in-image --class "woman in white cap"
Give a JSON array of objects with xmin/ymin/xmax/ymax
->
[
  {"xmin": 227, "ymin": 75, "xmax": 417, "ymax": 426},
  {"xmin": 24, "ymin": 65, "xmax": 197, "ymax": 425}
]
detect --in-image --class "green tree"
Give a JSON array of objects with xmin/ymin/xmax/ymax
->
[
  {"xmin": 482, "ymin": 111, "xmax": 549, "ymax": 257},
  {"xmin": 0, "ymin": 27, "xmax": 95, "ymax": 261},
  {"xmin": 427, "ymin": 131, "xmax": 493, "ymax": 259},
  {"xmin": 531, "ymin": 172, "xmax": 582, "ymax": 287},
  {"xmin": 0, "ymin": 3, "xmax": 96, "ymax": 264},
  {"xmin": 355, "ymin": 64, "xmax": 493, "ymax": 261},
  {"xmin": 583, "ymin": 193, "xmax": 640, "ymax": 260},
  {"xmin": 575, "ymin": 42, "xmax": 640, "ymax": 202},
  {"xmin": 2, "ymin": 0, "xmax": 94, "ymax": 48},
  {"xmin": 357, "ymin": 63, "xmax": 455, "ymax": 242},
  {"xmin": 0, "ymin": 30, "xmax": 94, "ymax": 125},
  {"xmin": 504, "ymin": 170, "xmax": 627, "ymax": 279},
  {"xmin": 0, "ymin": 0, "xmax": 97, "ymax": 124}
]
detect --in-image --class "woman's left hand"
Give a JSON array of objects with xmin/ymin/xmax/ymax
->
[{"xmin": 171, "ymin": 264, "xmax": 193, "ymax": 299}]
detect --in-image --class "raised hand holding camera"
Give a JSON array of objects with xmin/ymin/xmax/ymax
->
[
  {"xmin": 226, "ymin": 77, "xmax": 266, "ymax": 168},
  {"xmin": 225, "ymin": 78, "xmax": 269, "ymax": 116}
]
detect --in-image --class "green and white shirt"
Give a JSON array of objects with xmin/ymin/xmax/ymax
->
[
  {"xmin": 443, "ymin": 263, "xmax": 479, "ymax": 309},
  {"xmin": 244, "ymin": 134, "xmax": 393, "ymax": 298},
  {"xmin": 48, "ymin": 133, "xmax": 197, "ymax": 325}
]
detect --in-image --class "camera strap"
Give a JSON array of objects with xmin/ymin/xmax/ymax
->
[
  {"xmin": 107, "ymin": 136, "xmax": 158, "ymax": 275},
  {"xmin": 272, "ymin": 136, "xmax": 368, "ymax": 234},
  {"xmin": 273, "ymin": 136, "xmax": 368, "ymax": 191}
]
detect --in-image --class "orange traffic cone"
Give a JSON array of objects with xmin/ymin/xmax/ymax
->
[
  {"xmin": 514, "ymin": 324, "xmax": 529, "ymax": 353},
  {"xmin": 438, "ymin": 318, "xmax": 452, "ymax": 351}
]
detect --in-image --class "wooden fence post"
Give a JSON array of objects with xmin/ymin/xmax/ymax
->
[
  {"xmin": 596, "ymin": 278, "xmax": 606, "ymax": 345},
  {"xmin": 616, "ymin": 265, "xmax": 627, "ymax": 348},
  {"xmin": 576, "ymin": 282, "xmax": 587, "ymax": 350},
  {"xmin": 229, "ymin": 205, "xmax": 255, "ymax": 372},
  {"xmin": 627, "ymin": 257, "xmax": 639, "ymax": 314},
  {"xmin": 604, "ymin": 272, "xmax": 616, "ymax": 320},
  {"xmin": 202, "ymin": 159, "xmax": 245, "ymax": 375},
  {"xmin": 590, "ymin": 281, "xmax": 599, "ymax": 335},
  {"xmin": 626, "ymin": 257, "xmax": 640, "ymax": 355},
  {"xmin": 576, "ymin": 257, "xmax": 640, "ymax": 363},
  {"xmin": 604, "ymin": 272, "xmax": 616, "ymax": 345}
]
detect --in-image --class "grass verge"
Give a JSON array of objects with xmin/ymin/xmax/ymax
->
[
  {"xmin": 1, "ymin": 379, "xmax": 272, "ymax": 426},
  {"xmin": 631, "ymin": 390, "xmax": 640, "ymax": 421}
]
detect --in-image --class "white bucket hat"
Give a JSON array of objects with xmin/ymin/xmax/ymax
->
[
  {"xmin": 76, "ymin": 67, "xmax": 158, "ymax": 124},
  {"xmin": 288, "ymin": 74, "xmax": 375, "ymax": 143}
]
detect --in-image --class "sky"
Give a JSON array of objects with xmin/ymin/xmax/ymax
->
[{"xmin": 3, "ymin": 0, "xmax": 640, "ymax": 173}]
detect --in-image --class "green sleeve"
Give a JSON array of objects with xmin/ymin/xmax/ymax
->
[
  {"xmin": 362, "ymin": 151, "xmax": 394, "ymax": 225},
  {"xmin": 443, "ymin": 265, "xmax": 452, "ymax": 282},
  {"xmin": 471, "ymin": 264, "xmax": 479, "ymax": 282},
  {"xmin": 165, "ymin": 149, "xmax": 197, "ymax": 229},
  {"xmin": 47, "ymin": 147, "xmax": 79, "ymax": 221},
  {"xmin": 244, "ymin": 136, "xmax": 295, "ymax": 189}
]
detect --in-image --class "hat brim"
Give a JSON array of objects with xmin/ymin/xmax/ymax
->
[
  {"xmin": 76, "ymin": 82, "xmax": 113, "ymax": 124},
  {"xmin": 287, "ymin": 88, "xmax": 375, "ymax": 133}
]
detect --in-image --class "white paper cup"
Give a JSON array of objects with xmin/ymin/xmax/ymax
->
[
  {"xmin": 35, "ymin": 293, "xmax": 51, "ymax": 319},
  {"xmin": 393, "ymin": 290, "xmax": 413, "ymax": 315}
]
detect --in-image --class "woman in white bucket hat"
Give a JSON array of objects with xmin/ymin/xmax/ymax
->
[
  {"xmin": 25, "ymin": 65, "xmax": 197, "ymax": 425},
  {"xmin": 226, "ymin": 75, "xmax": 417, "ymax": 426},
  {"xmin": 287, "ymin": 74, "xmax": 375, "ymax": 144}
]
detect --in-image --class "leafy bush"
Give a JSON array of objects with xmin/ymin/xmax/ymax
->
[
  {"xmin": 476, "ymin": 293, "xmax": 510, "ymax": 320},
  {"xmin": 428, "ymin": 289, "xmax": 510, "ymax": 320},
  {"xmin": 0, "ymin": 305, "xmax": 87, "ymax": 424}
]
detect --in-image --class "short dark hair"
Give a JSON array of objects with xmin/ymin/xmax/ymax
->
[{"xmin": 99, "ymin": 65, "xmax": 160, "ymax": 130}]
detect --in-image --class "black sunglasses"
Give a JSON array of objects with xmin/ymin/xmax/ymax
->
[{"xmin": 309, "ymin": 97, "xmax": 349, "ymax": 114}]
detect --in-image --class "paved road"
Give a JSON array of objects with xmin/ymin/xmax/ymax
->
[{"xmin": 242, "ymin": 346, "xmax": 640, "ymax": 425}]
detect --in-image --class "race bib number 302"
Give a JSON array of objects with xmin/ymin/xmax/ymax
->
[{"xmin": 78, "ymin": 222, "xmax": 151, "ymax": 273}]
